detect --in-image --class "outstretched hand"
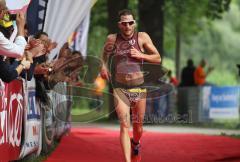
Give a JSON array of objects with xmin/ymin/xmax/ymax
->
[
  {"xmin": 45, "ymin": 39, "xmax": 57, "ymax": 53},
  {"xmin": 25, "ymin": 38, "xmax": 46, "ymax": 57},
  {"xmin": 16, "ymin": 12, "xmax": 25, "ymax": 35}
]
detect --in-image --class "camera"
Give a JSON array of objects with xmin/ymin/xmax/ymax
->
[{"xmin": 9, "ymin": 14, "xmax": 17, "ymax": 21}]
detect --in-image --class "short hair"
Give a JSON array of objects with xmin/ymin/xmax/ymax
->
[
  {"xmin": 34, "ymin": 31, "xmax": 48, "ymax": 39},
  {"xmin": 72, "ymin": 51, "xmax": 82, "ymax": 56},
  {"xmin": 72, "ymin": 50, "xmax": 83, "ymax": 60},
  {"xmin": 187, "ymin": 59, "xmax": 194, "ymax": 66},
  {"xmin": 118, "ymin": 9, "xmax": 135, "ymax": 21},
  {"xmin": 167, "ymin": 70, "xmax": 172, "ymax": 77}
]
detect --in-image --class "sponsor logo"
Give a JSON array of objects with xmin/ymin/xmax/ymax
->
[
  {"xmin": 0, "ymin": 91, "xmax": 23, "ymax": 147},
  {"xmin": 27, "ymin": 91, "xmax": 40, "ymax": 120}
]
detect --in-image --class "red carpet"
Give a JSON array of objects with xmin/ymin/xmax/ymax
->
[{"xmin": 46, "ymin": 127, "xmax": 240, "ymax": 162}]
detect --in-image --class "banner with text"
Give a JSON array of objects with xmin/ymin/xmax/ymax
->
[
  {"xmin": 209, "ymin": 86, "xmax": 240, "ymax": 119},
  {"xmin": 0, "ymin": 80, "xmax": 24, "ymax": 162}
]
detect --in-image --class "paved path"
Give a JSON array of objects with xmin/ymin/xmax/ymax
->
[{"xmin": 72, "ymin": 122, "xmax": 240, "ymax": 135}]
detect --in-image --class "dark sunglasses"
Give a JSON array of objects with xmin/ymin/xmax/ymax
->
[{"xmin": 119, "ymin": 21, "xmax": 135, "ymax": 26}]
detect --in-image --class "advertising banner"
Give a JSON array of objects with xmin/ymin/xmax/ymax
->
[
  {"xmin": 51, "ymin": 83, "xmax": 71, "ymax": 138},
  {"xmin": 0, "ymin": 80, "xmax": 24, "ymax": 162},
  {"xmin": 209, "ymin": 86, "xmax": 240, "ymax": 119},
  {"xmin": 26, "ymin": 0, "xmax": 48, "ymax": 35},
  {"xmin": 20, "ymin": 78, "xmax": 42, "ymax": 158}
]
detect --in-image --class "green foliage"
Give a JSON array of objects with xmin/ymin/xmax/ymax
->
[
  {"xmin": 88, "ymin": 0, "xmax": 108, "ymax": 57},
  {"xmin": 162, "ymin": 57, "xmax": 175, "ymax": 74},
  {"xmin": 207, "ymin": 0, "xmax": 231, "ymax": 19},
  {"xmin": 207, "ymin": 68, "xmax": 238, "ymax": 85},
  {"xmin": 88, "ymin": 1, "xmax": 239, "ymax": 85},
  {"xmin": 164, "ymin": 1, "xmax": 239, "ymax": 85},
  {"xmin": 128, "ymin": 0, "xmax": 138, "ymax": 20},
  {"xmin": 86, "ymin": 0, "xmax": 108, "ymax": 81},
  {"xmin": 181, "ymin": 3, "xmax": 240, "ymax": 85},
  {"xmin": 164, "ymin": 0, "xmax": 209, "ymax": 35}
]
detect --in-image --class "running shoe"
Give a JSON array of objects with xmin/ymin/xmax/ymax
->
[{"xmin": 131, "ymin": 138, "xmax": 141, "ymax": 162}]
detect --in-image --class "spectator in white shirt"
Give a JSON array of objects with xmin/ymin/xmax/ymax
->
[{"xmin": 0, "ymin": 0, "xmax": 27, "ymax": 58}]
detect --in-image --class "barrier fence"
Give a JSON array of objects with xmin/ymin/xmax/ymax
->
[
  {"xmin": 0, "ymin": 79, "xmax": 71, "ymax": 162},
  {"xmin": 1, "ymin": 77, "xmax": 239, "ymax": 161},
  {"xmin": 145, "ymin": 86, "xmax": 240, "ymax": 124}
]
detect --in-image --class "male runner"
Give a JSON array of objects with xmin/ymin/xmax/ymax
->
[{"xmin": 101, "ymin": 9, "xmax": 161, "ymax": 162}]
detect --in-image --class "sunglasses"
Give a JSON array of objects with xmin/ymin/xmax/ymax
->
[{"xmin": 119, "ymin": 20, "xmax": 135, "ymax": 27}]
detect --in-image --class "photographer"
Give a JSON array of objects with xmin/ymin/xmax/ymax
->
[{"xmin": 0, "ymin": 0, "xmax": 27, "ymax": 58}]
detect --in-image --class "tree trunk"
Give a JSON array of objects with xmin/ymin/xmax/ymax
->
[
  {"xmin": 175, "ymin": 23, "xmax": 181, "ymax": 80},
  {"xmin": 138, "ymin": 0, "xmax": 164, "ymax": 55},
  {"xmin": 107, "ymin": 0, "xmax": 128, "ymax": 34},
  {"xmin": 107, "ymin": 0, "xmax": 128, "ymax": 120},
  {"xmin": 138, "ymin": 0, "xmax": 164, "ymax": 84}
]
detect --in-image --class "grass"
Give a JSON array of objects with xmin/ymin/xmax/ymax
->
[
  {"xmin": 220, "ymin": 132, "xmax": 240, "ymax": 139},
  {"xmin": 18, "ymin": 141, "xmax": 59, "ymax": 162},
  {"xmin": 71, "ymin": 107, "xmax": 92, "ymax": 115}
]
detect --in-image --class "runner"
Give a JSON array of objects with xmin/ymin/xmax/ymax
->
[{"xmin": 101, "ymin": 9, "xmax": 161, "ymax": 162}]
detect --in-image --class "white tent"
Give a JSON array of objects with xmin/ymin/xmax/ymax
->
[{"xmin": 44, "ymin": 0, "xmax": 96, "ymax": 60}]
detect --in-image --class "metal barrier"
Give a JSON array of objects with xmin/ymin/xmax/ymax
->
[{"xmin": 145, "ymin": 86, "xmax": 240, "ymax": 124}]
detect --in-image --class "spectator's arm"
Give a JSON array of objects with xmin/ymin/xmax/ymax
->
[
  {"xmin": 20, "ymin": 59, "xmax": 37, "ymax": 80},
  {"xmin": 0, "ymin": 32, "xmax": 27, "ymax": 58},
  {"xmin": 0, "ymin": 60, "xmax": 19, "ymax": 83}
]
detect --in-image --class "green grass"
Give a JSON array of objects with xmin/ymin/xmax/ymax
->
[
  {"xmin": 220, "ymin": 132, "xmax": 240, "ymax": 139},
  {"xmin": 71, "ymin": 107, "xmax": 92, "ymax": 115},
  {"xmin": 19, "ymin": 141, "xmax": 59, "ymax": 162}
]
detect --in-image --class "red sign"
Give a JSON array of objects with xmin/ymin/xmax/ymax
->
[{"xmin": 0, "ymin": 80, "xmax": 24, "ymax": 162}]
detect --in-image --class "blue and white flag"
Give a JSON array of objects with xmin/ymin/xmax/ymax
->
[{"xmin": 26, "ymin": 0, "xmax": 48, "ymax": 35}]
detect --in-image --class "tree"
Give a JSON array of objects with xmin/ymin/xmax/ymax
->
[
  {"xmin": 164, "ymin": 0, "xmax": 231, "ymax": 80},
  {"xmin": 138, "ymin": 0, "xmax": 165, "ymax": 55},
  {"xmin": 107, "ymin": 0, "xmax": 129, "ymax": 33},
  {"xmin": 138, "ymin": 0, "xmax": 165, "ymax": 85}
]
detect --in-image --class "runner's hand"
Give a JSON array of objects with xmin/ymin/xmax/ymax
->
[
  {"xmin": 100, "ymin": 67, "xmax": 110, "ymax": 81},
  {"xmin": 130, "ymin": 46, "xmax": 144, "ymax": 60}
]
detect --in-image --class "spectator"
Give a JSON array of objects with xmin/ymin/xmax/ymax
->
[
  {"xmin": 0, "ymin": 0, "xmax": 27, "ymax": 58},
  {"xmin": 0, "ymin": 55, "xmax": 30, "ymax": 82},
  {"xmin": 194, "ymin": 59, "xmax": 214, "ymax": 86},
  {"xmin": 180, "ymin": 59, "xmax": 196, "ymax": 86},
  {"xmin": 33, "ymin": 31, "xmax": 54, "ymax": 75},
  {"xmin": 48, "ymin": 47, "xmax": 84, "ymax": 85},
  {"xmin": 167, "ymin": 70, "xmax": 179, "ymax": 86},
  {"xmin": 33, "ymin": 31, "xmax": 57, "ymax": 105},
  {"xmin": 0, "ymin": 18, "xmax": 42, "ymax": 82}
]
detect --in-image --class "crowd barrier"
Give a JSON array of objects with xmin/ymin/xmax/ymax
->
[
  {"xmin": 0, "ymin": 78, "xmax": 71, "ymax": 162},
  {"xmin": 145, "ymin": 86, "xmax": 240, "ymax": 123}
]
